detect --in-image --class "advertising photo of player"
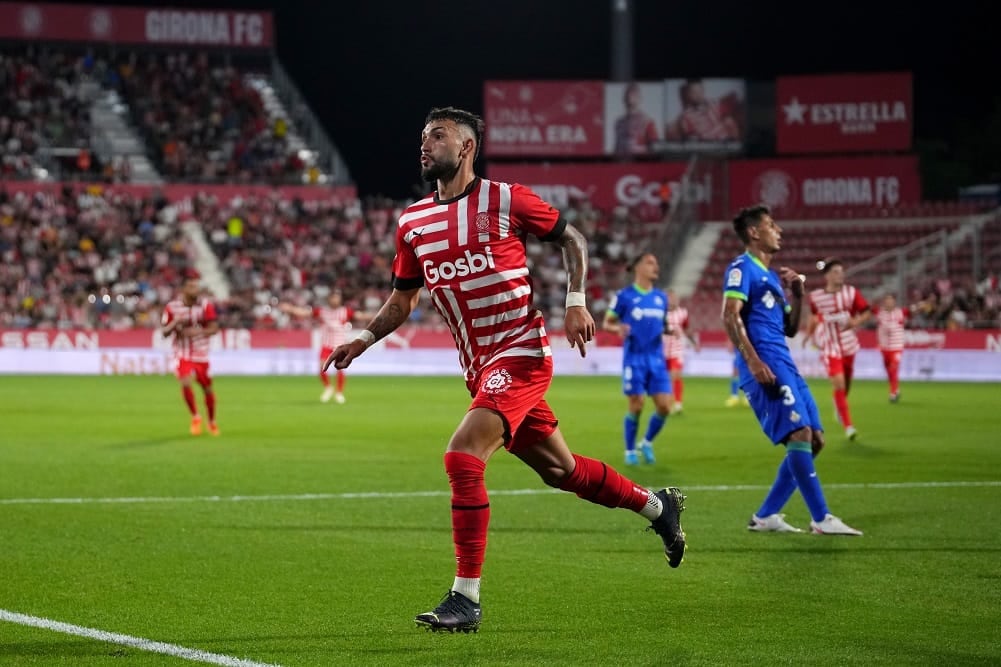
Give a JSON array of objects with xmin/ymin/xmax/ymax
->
[
  {"xmin": 663, "ymin": 78, "xmax": 744, "ymax": 151},
  {"xmin": 606, "ymin": 81, "xmax": 662, "ymax": 157}
]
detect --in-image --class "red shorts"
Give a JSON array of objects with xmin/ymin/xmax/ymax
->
[
  {"xmin": 321, "ymin": 346, "xmax": 334, "ymax": 367},
  {"xmin": 666, "ymin": 357, "xmax": 683, "ymax": 373},
  {"xmin": 467, "ymin": 355, "xmax": 557, "ymax": 453},
  {"xmin": 881, "ymin": 349, "xmax": 902, "ymax": 367},
  {"xmin": 176, "ymin": 359, "xmax": 211, "ymax": 386},
  {"xmin": 824, "ymin": 353, "xmax": 856, "ymax": 378}
]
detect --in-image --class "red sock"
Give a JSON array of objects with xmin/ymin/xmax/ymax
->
[
  {"xmin": 673, "ymin": 378, "xmax": 684, "ymax": 402},
  {"xmin": 559, "ymin": 454, "xmax": 648, "ymax": 512},
  {"xmin": 205, "ymin": 391, "xmax": 216, "ymax": 422},
  {"xmin": 320, "ymin": 371, "xmax": 330, "ymax": 388},
  {"xmin": 833, "ymin": 388, "xmax": 852, "ymax": 427},
  {"xmin": 336, "ymin": 370, "xmax": 345, "ymax": 393},
  {"xmin": 181, "ymin": 386, "xmax": 198, "ymax": 416},
  {"xmin": 888, "ymin": 364, "xmax": 900, "ymax": 395},
  {"xmin": 444, "ymin": 451, "xmax": 489, "ymax": 579}
]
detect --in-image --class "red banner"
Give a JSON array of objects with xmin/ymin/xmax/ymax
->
[
  {"xmin": 2, "ymin": 329, "xmax": 999, "ymax": 351},
  {"xmin": 776, "ymin": 73, "xmax": 913, "ymax": 153},
  {"xmin": 487, "ymin": 161, "xmax": 709, "ymax": 221},
  {"xmin": 0, "ymin": 3, "xmax": 273, "ymax": 48},
  {"xmin": 727, "ymin": 156, "xmax": 921, "ymax": 214},
  {"xmin": 483, "ymin": 81, "xmax": 605, "ymax": 157}
]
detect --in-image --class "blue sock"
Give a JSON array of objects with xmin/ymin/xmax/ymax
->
[
  {"xmin": 730, "ymin": 377, "xmax": 739, "ymax": 396},
  {"xmin": 642, "ymin": 413, "xmax": 667, "ymax": 443},
  {"xmin": 785, "ymin": 442, "xmax": 830, "ymax": 522},
  {"xmin": 756, "ymin": 457, "xmax": 798, "ymax": 517},
  {"xmin": 624, "ymin": 413, "xmax": 639, "ymax": 451}
]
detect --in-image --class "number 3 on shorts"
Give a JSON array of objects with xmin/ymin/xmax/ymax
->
[{"xmin": 779, "ymin": 384, "xmax": 795, "ymax": 406}]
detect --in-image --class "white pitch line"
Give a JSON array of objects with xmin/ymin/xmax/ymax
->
[
  {"xmin": 0, "ymin": 481, "xmax": 998, "ymax": 506},
  {"xmin": 0, "ymin": 609, "xmax": 282, "ymax": 667}
]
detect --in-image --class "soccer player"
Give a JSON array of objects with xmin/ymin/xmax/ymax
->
[
  {"xmin": 602, "ymin": 254, "xmax": 674, "ymax": 465},
  {"xmin": 664, "ymin": 288, "xmax": 700, "ymax": 414},
  {"xmin": 875, "ymin": 293, "xmax": 909, "ymax": 402},
  {"xmin": 722, "ymin": 205, "xmax": 862, "ymax": 536},
  {"xmin": 279, "ymin": 289, "xmax": 361, "ymax": 404},
  {"xmin": 805, "ymin": 258, "xmax": 871, "ymax": 440},
  {"xmin": 161, "ymin": 272, "xmax": 220, "ymax": 436},
  {"xmin": 325, "ymin": 107, "xmax": 687, "ymax": 633}
]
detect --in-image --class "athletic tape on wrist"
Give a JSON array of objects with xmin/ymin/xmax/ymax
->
[
  {"xmin": 354, "ymin": 330, "xmax": 375, "ymax": 347},
  {"xmin": 565, "ymin": 292, "xmax": 586, "ymax": 309}
]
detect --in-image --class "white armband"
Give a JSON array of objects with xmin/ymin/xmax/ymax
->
[
  {"xmin": 565, "ymin": 291, "xmax": 587, "ymax": 309},
  {"xmin": 354, "ymin": 329, "xmax": 376, "ymax": 347}
]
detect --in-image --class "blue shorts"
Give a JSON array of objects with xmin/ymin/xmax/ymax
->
[
  {"xmin": 622, "ymin": 354, "xmax": 672, "ymax": 397},
  {"xmin": 742, "ymin": 367, "xmax": 822, "ymax": 444}
]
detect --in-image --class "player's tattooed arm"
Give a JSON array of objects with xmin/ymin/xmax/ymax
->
[
  {"xmin": 556, "ymin": 223, "xmax": 588, "ymax": 293},
  {"xmin": 722, "ymin": 297, "xmax": 776, "ymax": 385},
  {"xmin": 365, "ymin": 288, "xmax": 421, "ymax": 343}
]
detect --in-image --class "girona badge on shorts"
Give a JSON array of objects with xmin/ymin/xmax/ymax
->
[
  {"xmin": 481, "ymin": 368, "xmax": 513, "ymax": 394},
  {"xmin": 475, "ymin": 212, "xmax": 491, "ymax": 232}
]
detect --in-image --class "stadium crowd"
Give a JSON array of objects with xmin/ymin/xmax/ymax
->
[{"xmin": 2, "ymin": 180, "xmax": 999, "ymax": 333}]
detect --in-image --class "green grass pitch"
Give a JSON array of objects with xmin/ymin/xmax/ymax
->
[{"xmin": 1, "ymin": 374, "xmax": 999, "ymax": 666}]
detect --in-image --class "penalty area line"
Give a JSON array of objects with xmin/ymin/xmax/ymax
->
[
  {"xmin": 0, "ymin": 609, "xmax": 282, "ymax": 667},
  {"xmin": 0, "ymin": 480, "xmax": 998, "ymax": 506}
]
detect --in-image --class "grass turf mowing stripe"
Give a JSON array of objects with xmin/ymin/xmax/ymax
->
[
  {"xmin": 0, "ymin": 480, "xmax": 998, "ymax": 505},
  {"xmin": 0, "ymin": 609, "xmax": 282, "ymax": 667}
]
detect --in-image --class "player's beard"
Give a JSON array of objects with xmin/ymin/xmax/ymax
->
[{"xmin": 421, "ymin": 155, "xmax": 460, "ymax": 183}]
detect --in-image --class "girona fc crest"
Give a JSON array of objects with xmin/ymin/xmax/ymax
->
[
  {"xmin": 475, "ymin": 212, "xmax": 491, "ymax": 232},
  {"xmin": 481, "ymin": 368, "xmax": 513, "ymax": 395}
]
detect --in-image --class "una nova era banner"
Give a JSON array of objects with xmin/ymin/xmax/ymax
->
[
  {"xmin": 728, "ymin": 155, "xmax": 921, "ymax": 214},
  {"xmin": 483, "ymin": 81, "xmax": 606, "ymax": 157},
  {"xmin": 776, "ymin": 72, "xmax": 913, "ymax": 153},
  {"xmin": 0, "ymin": 2, "xmax": 273, "ymax": 48}
]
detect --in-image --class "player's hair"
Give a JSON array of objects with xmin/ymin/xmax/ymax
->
[
  {"xmin": 680, "ymin": 78, "xmax": 703, "ymax": 100},
  {"xmin": 817, "ymin": 257, "xmax": 843, "ymax": 274},
  {"xmin": 627, "ymin": 252, "xmax": 653, "ymax": 272},
  {"xmin": 732, "ymin": 204, "xmax": 770, "ymax": 244},
  {"xmin": 425, "ymin": 107, "xmax": 485, "ymax": 161}
]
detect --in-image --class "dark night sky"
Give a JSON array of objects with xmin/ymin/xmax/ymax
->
[{"xmin": 60, "ymin": 0, "xmax": 998, "ymax": 198}]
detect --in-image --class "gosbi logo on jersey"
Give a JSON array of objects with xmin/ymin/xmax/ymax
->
[
  {"xmin": 424, "ymin": 247, "xmax": 496, "ymax": 284},
  {"xmin": 481, "ymin": 368, "xmax": 513, "ymax": 395}
]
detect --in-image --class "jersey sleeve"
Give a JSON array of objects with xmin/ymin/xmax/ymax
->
[
  {"xmin": 161, "ymin": 305, "xmax": 173, "ymax": 326},
  {"xmin": 808, "ymin": 292, "xmax": 820, "ymax": 315},
  {"xmin": 509, "ymin": 183, "xmax": 565, "ymax": 241},
  {"xmin": 852, "ymin": 289, "xmax": 870, "ymax": 314},
  {"xmin": 606, "ymin": 292, "xmax": 625, "ymax": 321},
  {"xmin": 901, "ymin": 307, "xmax": 910, "ymax": 320},
  {"xmin": 391, "ymin": 217, "xmax": 424, "ymax": 291},
  {"xmin": 723, "ymin": 263, "xmax": 750, "ymax": 301},
  {"xmin": 202, "ymin": 301, "xmax": 218, "ymax": 322}
]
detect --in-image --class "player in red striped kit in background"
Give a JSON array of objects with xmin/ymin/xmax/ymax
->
[
  {"xmin": 663, "ymin": 288, "xmax": 700, "ymax": 414},
  {"xmin": 279, "ymin": 289, "xmax": 368, "ymax": 404},
  {"xmin": 325, "ymin": 107, "xmax": 687, "ymax": 633},
  {"xmin": 161, "ymin": 272, "xmax": 221, "ymax": 436},
  {"xmin": 804, "ymin": 258, "xmax": 871, "ymax": 440},
  {"xmin": 874, "ymin": 293, "xmax": 910, "ymax": 403}
]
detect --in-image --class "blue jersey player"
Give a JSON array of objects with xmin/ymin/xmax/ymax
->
[
  {"xmin": 722, "ymin": 205, "xmax": 862, "ymax": 536},
  {"xmin": 603, "ymin": 253, "xmax": 674, "ymax": 466}
]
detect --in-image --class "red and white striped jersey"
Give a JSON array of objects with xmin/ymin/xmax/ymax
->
[
  {"xmin": 162, "ymin": 297, "xmax": 218, "ymax": 363},
  {"xmin": 875, "ymin": 307, "xmax": 909, "ymax": 351},
  {"xmin": 678, "ymin": 102, "xmax": 733, "ymax": 140},
  {"xmin": 393, "ymin": 178, "xmax": 562, "ymax": 381},
  {"xmin": 808, "ymin": 285, "xmax": 869, "ymax": 358},
  {"xmin": 664, "ymin": 307, "xmax": 690, "ymax": 359},
  {"xmin": 313, "ymin": 306, "xmax": 353, "ymax": 349}
]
